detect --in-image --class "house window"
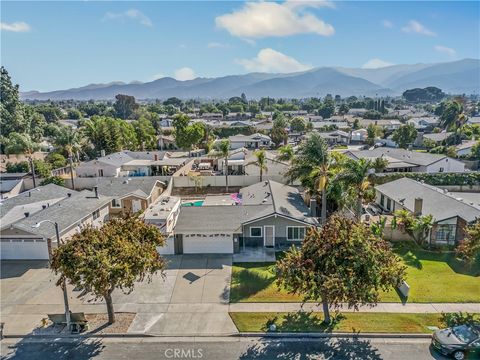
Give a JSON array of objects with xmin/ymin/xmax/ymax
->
[
  {"xmin": 380, "ymin": 194, "xmax": 385, "ymax": 207},
  {"xmin": 287, "ymin": 227, "xmax": 306, "ymax": 241},
  {"xmin": 386, "ymin": 198, "xmax": 392, "ymax": 211},
  {"xmin": 439, "ymin": 167, "xmax": 444, "ymax": 172},
  {"xmin": 435, "ymin": 225, "xmax": 456, "ymax": 244},
  {"xmin": 250, "ymin": 227, "xmax": 262, "ymax": 237},
  {"xmin": 92, "ymin": 209, "xmax": 100, "ymax": 220},
  {"xmin": 111, "ymin": 199, "xmax": 121, "ymax": 208}
]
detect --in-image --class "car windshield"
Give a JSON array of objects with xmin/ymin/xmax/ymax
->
[{"xmin": 452, "ymin": 325, "xmax": 477, "ymax": 343}]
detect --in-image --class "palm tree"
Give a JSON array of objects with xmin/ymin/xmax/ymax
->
[
  {"xmin": 285, "ymin": 133, "xmax": 331, "ymax": 224},
  {"xmin": 246, "ymin": 149, "xmax": 268, "ymax": 182},
  {"xmin": 335, "ymin": 157, "xmax": 374, "ymax": 220},
  {"xmin": 53, "ymin": 127, "xmax": 84, "ymax": 190},
  {"xmin": 439, "ymin": 100, "xmax": 466, "ymax": 144},
  {"xmin": 210, "ymin": 139, "xmax": 231, "ymax": 192},
  {"xmin": 276, "ymin": 144, "xmax": 294, "ymax": 162}
]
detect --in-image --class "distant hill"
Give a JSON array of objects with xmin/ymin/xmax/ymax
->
[{"xmin": 21, "ymin": 59, "xmax": 480, "ymax": 100}]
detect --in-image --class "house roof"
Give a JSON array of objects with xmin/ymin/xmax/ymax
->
[
  {"xmin": 346, "ymin": 148, "xmax": 449, "ymax": 167},
  {"xmin": 0, "ymin": 179, "xmax": 22, "ymax": 194},
  {"xmin": 174, "ymin": 205, "xmax": 271, "ymax": 233},
  {"xmin": 456, "ymin": 140, "xmax": 477, "ymax": 151},
  {"xmin": 423, "ymin": 132, "xmax": 453, "ymax": 142},
  {"xmin": 0, "ymin": 184, "xmax": 72, "ymax": 220},
  {"xmin": 375, "ymin": 178, "xmax": 480, "ymax": 223},
  {"xmin": 229, "ymin": 133, "xmax": 271, "ymax": 143},
  {"xmin": 7, "ymin": 190, "xmax": 111, "ymax": 239},
  {"xmin": 89, "ymin": 177, "xmax": 165, "ymax": 199},
  {"xmin": 84, "ymin": 151, "xmax": 167, "ymax": 168}
]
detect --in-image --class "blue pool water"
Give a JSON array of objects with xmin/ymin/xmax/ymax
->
[{"xmin": 182, "ymin": 200, "xmax": 204, "ymax": 207}]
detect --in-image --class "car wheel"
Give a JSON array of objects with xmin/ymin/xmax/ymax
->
[{"xmin": 453, "ymin": 350, "xmax": 465, "ymax": 360}]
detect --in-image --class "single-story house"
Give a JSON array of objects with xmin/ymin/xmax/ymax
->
[
  {"xmin": 407, "ymin": 117, "xmax": 439, "ymax": 130},
  {"xmin": 318, "ymin": 130, "xmax": 350, "ymax": 145},
  {"xmin": 357, "ymin": 119, "xmax": 402, "ymax": 131},
  {"xmin": 456, "ymin": 140, "xmax": 478, "ymax": 157},
  {"xmin": 90, "ymin": 177, "xmax": 166, "ymax": 216},
  {"xmin": 1, "ymin": 185, "xmax": 110, "ymax": 260},
  {"xmin": 172, "ymin": 180, "xmax": 318, "ymax": 254},
  {"xmin": 228, "ymin": 133, "xmax": 272, "ymax": 150},
  {"xmin": 422, "ymin": 132, "xmax": 454, "ymax": 146},
  {"xmin": 345, "ymin": 148, "xmax": 465, "ymax": 173},
  {"xmin": 375, "ymin": 178, "xmax": 480, "ymax": 245},
  {"xmin": 351, "ymin": 129, "xmax": 368, "ymax": 143}
]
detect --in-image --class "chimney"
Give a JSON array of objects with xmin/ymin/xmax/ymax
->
[
  {"xmin": 414, "ymin": 198, "xmax": 423, "ymax": 216},
  {"xmin": 24, "ymin": 212, "xmax": 30, "ymax": 218},
  {"xmin": 310, "ymin": 199, "xmax": 317, "ymax": 218},
  {"xmin": 93, "ymin": 186, "xmax": 99, "ymax": 199},
  {"xmin": 100, "ymin": 149, "xmax": 106, "ymax": 157}
]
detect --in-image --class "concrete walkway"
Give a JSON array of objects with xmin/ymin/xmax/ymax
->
[{"xmin": 229, "ymin": 302, "xmax": 480, "ymax": 313}]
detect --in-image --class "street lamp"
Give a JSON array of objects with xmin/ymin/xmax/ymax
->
[{"xmin": 32, "ymin": 220, "xmax": 71, "ymax": 330}]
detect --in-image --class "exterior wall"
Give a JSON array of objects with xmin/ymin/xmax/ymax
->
[
  {"xmin": 418, "ymin": 158, "xmax": 465, "ymax": 173},
  {"xmin": 245, "ymin": 159, "xmax": 288, "ymax": 179},
  {"xmin": 242, "ymin": 215, "xmax": 311, "ymax": 249},
  {"xmin": 1, "ymin": 180, "xmax": 24, "ymax": 199},
  {"xmin": 173, "ymin": 174, "xmax": 288, "ymax": 188},
  {"xmin": 121, "ymin": 196, "xmax": 148, "ymax": 214}
]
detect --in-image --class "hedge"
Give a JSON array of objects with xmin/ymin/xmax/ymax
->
[{"xmin": 374, "ymin": 172, "xmax": 480, "ymax": 186}]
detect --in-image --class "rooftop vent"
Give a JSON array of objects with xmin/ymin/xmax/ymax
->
[{"xmin": 24, "ymin": 212, "xmax": 30, "ymax": 218}]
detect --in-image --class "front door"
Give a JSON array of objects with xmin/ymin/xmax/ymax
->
[{"xmin": 264, "ymin": 226, "xmax": 275, "ymax": 247}]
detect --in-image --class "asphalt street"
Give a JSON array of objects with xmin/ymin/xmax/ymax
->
[{"xmin": 0, "ymin": 337, "xmax": 451, "ymax": 360}]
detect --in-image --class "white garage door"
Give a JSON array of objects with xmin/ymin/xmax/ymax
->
[
  {"xmin": 183, "ymin": 234, "xmax": 233, "ymax": 254},
  {"xmin": 157, "ymin": 237, "xmax": 175, "ymax": 255},
  {"xmin": 1, "ymin": 239, "xmax": 49, "ymax": 260}
]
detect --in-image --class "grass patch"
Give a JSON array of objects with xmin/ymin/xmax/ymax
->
[
  {"xmin": 230, "ymin": 244, "xmax": 480, "ymax": 303},
  {"xmin": 229, "ymin": 312, "xmax": 446, "ymax": 334}
]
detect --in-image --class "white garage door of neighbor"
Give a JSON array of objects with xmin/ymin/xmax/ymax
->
[
  {"xmin": 1, "ymin": 239, "xmax": 49, "ymax": 260},
  {"xmin": 157, "ymin": 237, "xmax": 175, "ymax": 255},
  {"xmin": 183, "ymin": 234, "xmax": 233, "ymax": 254}
]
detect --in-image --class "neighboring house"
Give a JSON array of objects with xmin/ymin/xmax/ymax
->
[
  {"xmin": 467, "ymin": 116, "xmax": 480, "ymax": 125},
  {"xmin": 202, "ymin": 112, "xmax": 223, "ymax": 121},
  {"xmin": 318, "ymin": 130, "xmax": 350, "ymax": 145},
  {"xmin": 422, "ymin": 132, "xmax": 454, "ymax": 146},
  {"xmin": 158, "ymin": 135, "xmax": 177, "ymax": 150},
  {"xmin": 456, "ymin": 140, "xmax": 478, "ymax": 157},
  {"xmin": 228, "ymin": 133, "xmax": 272, "ymax": 150},
  {"xmin": 0, "ymin": 185, "xmax": 110, "ymax": 260},
  {"xmin": 0, "ymin": 173, "xmax": 29, "ymax": 199},
  {"xmin": 244, "ymin": 151, "xmax": 289, "ymax": 180},
  {"xmin": 345, "ymin": 148, "xmax": 466, "ymax": 173},
  {"xmin": 350, "ymin": 129, "xmax": 368, "ymax": 143},
  {"xmin": 407, "ymin": 117, "xmax": 439, "ymax": 130},
  {"xmin": 173, "ymin": 180, "xmax": 318, "ymax": 254},
  {"xmin": 91, "ymin": 177, "xmax": 166, "ymax": 216},
  {"xmin": 348, "ymin": 108, "xmax": 368, "ymax": 116},
  {"xmin": 226, "ymin": 112, "xmax": 252, "ymax": 121},
  {"xmin": 375, "ymin": 178, "xmax": 480, "ymax": 245},
  {"xmin": 144, "ymin": 195, "xmax": 181, "ymax": 255},
  {"xmin": 76, "ymin": 151, "xmax": 188, "ymax": 177},
  {"xmin": 358, "ymin": 119, "xmax": 402, "ymax": 131},
  {"xmin": 158, "ymin": 118, "xmax": 174, "ymax": 127}
]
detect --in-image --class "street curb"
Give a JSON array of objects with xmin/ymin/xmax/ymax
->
[{"xmin": 236, "ymin": 332, "xmax": 433, "ymax": 339}]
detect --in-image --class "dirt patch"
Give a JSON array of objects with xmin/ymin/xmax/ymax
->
[{"xmin": 85, "ymin": 312, "xmax": 136, "ymax": 334}]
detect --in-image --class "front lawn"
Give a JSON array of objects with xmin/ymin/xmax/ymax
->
[
  {"xmin": 230, "ymin": 312, "xmax": 446, "ymax": 334},
  {"xmin": 230, "ymin": 244, "xmax": 480, "ymax": 303}
]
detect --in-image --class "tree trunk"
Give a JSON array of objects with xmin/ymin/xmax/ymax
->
[
  {"xmin": 225, "ymin": 157, "xmax": 229, "ymax": 192},
  {"xmin": 29, "ymin": 157, "xmax": 37, "ymax": 188},
  {"xmin": 104, "ymin": 291, "xmax": 115, "ymax": 324},
  {"xmin": 322, "ymin": 298, "xmax": 331, "ymax": 324},
  {"xmin": 321, "ymin": 188, "xmax": 327, "ymax": 225},
  {"xmin": 260, "ymin": 167, "xmax": 263, "ymax": 182},
  {"xmin": 69, "ymin": 155, "xmax": 75, "ymax": 190},
  {"xmin": 356, "ymin": 196, "xmax": 363, "ymax": 220}
]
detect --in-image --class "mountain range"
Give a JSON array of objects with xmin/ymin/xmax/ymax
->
[{"xmin": 21, "ymin": 59, "xmax": 480, "ymax": 101}]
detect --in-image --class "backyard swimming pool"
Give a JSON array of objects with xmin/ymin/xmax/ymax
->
[{"xmin": 181, "ymin": 200, "xmax": 204, "ymax": 207}]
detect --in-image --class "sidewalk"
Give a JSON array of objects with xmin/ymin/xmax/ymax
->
[{"xmin": 229, "ymin": 302, "xmax": 480, "ymax": 313}]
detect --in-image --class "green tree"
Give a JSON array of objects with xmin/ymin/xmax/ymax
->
[
  {"xmin": 51, "ymin": 214, "xmax": 167, "ymax": 324},
  {"xmin": 33, "ymin": 159, "xmax": 52, "ymax": 178},
  {"xmin": 6, "ymin": 161, "xmax": 29, "ymax": 173},
  {"xmin": 35, "ymin": 104, "xmax": 63, "ymax": 123},
  {"xmin": 318, "ymin": 99, "xmax": 335, "ymax": 119},
  {"xmin": 277, "ymin": 144, "xmax": 294, "ymax": 162},
  {"xmin": 114, "ymin": 94, "xmax": 139, "ymax": 119},
  {"xmin": 366, "ymin": 123, "xmax": 378, "ymax": 146},
  {"xmin": 0, "ymin": 66, "xmax": 27, "ymax": 137},
  {"xmin": 45, "ymin": 152, "xmax": 67, "ymax": 169},
  {"xmin": 173, "ymin": 114, "xmax": 205, "ymax": 153},
  {"xmin": 210, "ymin": 139, "xmax": 231, "ymax": 192},
  {"xmin": 4, "ymin": 132, "xmax": 39, "ymax": 155},
  {"xmin": 67, "ymin": 109, "xmax": 82, "ymax": 120},
  {"xmin": 469, "ymin": 141, "xmax": 480, "ymax": 160},
  {"xmin": 290, "ymin": 117, "xmax": 306, "ymax": 132},
  {"xmin": 392, "ymin": 124, "xmax": 418, "ymax": 149},
  {"xmin": 372, "ymin": 156, "xmax": 389, "ymax": 173},
  {"xmin": 456, "ymin": 221, "xmax": 480, "ymax": 265},
  {"xmin": 246, "ymin": 149, "xmax": 268, "ymax": 182},
  {"xmin": 392, "ymin": 209, "xmax": 434, "ymax": 246},
  {"xmin": 40, "ymin": 176, "xmax": 65, "ymax": 186},
  {"xmin": 133, "ymin": 117, "xmax": 157, "ymax": 150},
  {"xmin": 277, "ymin": 214, "xmax": 406, "ymax": 323},
  {"xmin": 285, "ymin": 133, "xmax": 331, "ymax": 224},
  {"xmin": 338, "ymin": 103, "xmax": 350, "ymax": 115},
  {"xmin": 335, "ymin": 157, "xmax": 374, "ymax": 219}
]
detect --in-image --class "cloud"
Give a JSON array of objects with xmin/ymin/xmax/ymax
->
[
  {"xmin": 382, "ymin": 20, "xmax": 393, "ymax": 28},
  {"xmin": 215, "ymin": 1, "xmax": 334, "ymax": 39},
  {"xmin": 207, "ymin": 42, "xmax": 230, "ymax": 49},
  {"xmin": 150, "ymin": 73, "xmax": 165, "ymax": 81},
  {"xmin": 362, "ymin": 58, "xmax": 395, "ymax": 69},
  {"xmin": 434, "ymin": 45, "xmax": 456, "ymax": 58},
  {"xmin": 174, "ymin": 67, "xmax": 196, "ymax": 81},
  {"xmin": 236, "ymin": 48, "xmax": 312, "ymax": 73},
  {"xmin": 104, "ymin": 9, "xmax": 152, "ymax": 27},
  {"xmin": 0, "ymin": 21, "xmax": 31, "ymax": 32},
  {"xmin": 401, "ymin": 20, "xmax": 436, "ymax": 36}
]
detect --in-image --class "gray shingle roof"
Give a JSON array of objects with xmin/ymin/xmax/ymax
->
[
  {"xmin": 89, "ymin": 177, "xmax": 166, "ymax": 199},
  {"xmin": 423, "ymin": 132, "xmax": 453, "ymax": 142},
  {"xmin": 11, "ymin": 190, "xmax": 111, "ymax": 239},
  {"xmin": 375, "ymin": 178, "xmax": 480, "ymax": 223},
  {"xmin": 347, "ymin": 148, "xmax": 447, "ymax": 166}
]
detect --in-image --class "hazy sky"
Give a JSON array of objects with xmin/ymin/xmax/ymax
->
[{"xmin": 2, "ymin": 1, "xmax": 479, "ymax": 91}]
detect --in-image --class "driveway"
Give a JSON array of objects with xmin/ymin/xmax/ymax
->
[{"xmin": 0, "ymin": 255, "xmax": 237, "ymax": 336}]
